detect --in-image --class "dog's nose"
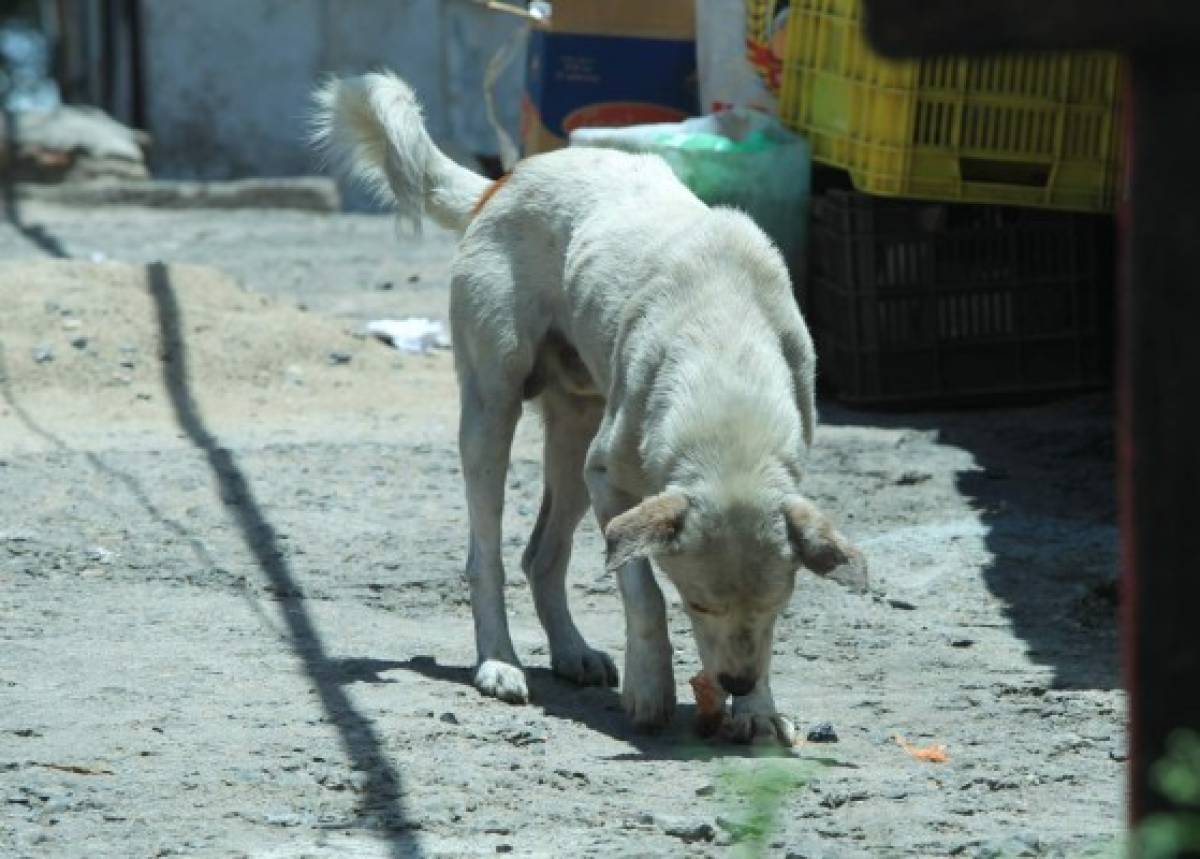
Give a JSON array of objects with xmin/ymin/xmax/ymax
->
[{"xmin": 717, "ymin": 673, "xmax": 756, "ymax": 697}]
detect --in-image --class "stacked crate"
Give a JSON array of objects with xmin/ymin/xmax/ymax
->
[{"xmin": 753, "ymin": 0, "xmax": 1123, "ymax": 402}]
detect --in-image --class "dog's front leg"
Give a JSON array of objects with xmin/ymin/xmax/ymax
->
[
  {"xmin": 616, "ymin": 558, "xmax": 676, "ymax": 729},
  {"xmin": 729, "ymin": 675, "xmax": 796, "ymax": 746},
  {"xmin": 588, "ymin": 456, "xmax": 676, "ymax": 729},
  {"xmin": 590, "ymin": 482, "xmax": 676, "ymax": 724}
]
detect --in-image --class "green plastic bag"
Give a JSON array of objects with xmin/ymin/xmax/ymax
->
[{"xmin": 570, "ymin": 110, "xmax": 811, "ymax": 265}]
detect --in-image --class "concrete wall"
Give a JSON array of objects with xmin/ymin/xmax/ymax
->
[{"xmin": 141, "ymin": 0, "xmax": 524, "ymax": 187}]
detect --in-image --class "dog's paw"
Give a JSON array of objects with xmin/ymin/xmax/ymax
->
[
  {"xmin": 474, "ymin": 659, "xmax": 528, "ymax": 704},
  {"xmin": 622, "ymin": 643, "xmax": 676, "ymax": 730},
  {"xmin": 725, "ymin": 711, "xmax": 796, "ymax": 746},
  {"xmin": 624, "ymin": 684, "xmax": 676, "ymax": 730},
  {"xmin": 552, "ymin": 645, "xmax": 619, "ymax": 688},
  {"xmin": 728, "ymin": 693, "xmax": 795, "ymax": 746}
]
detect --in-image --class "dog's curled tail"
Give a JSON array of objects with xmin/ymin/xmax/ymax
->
[{"xmin": 312, "ymin": 72, "xmax": 489, "ymax": 233}]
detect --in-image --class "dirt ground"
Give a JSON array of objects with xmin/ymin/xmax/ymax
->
[{"xmin": 0, "ymin": 200, "xmax": 1124, "ymax": 858}]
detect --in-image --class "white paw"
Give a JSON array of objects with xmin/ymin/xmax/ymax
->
[
  {"xmin": 552, "ymin": 645, "xmax": 619, "ymax": 687},
  {"xmin": 474, "ymin": 659, "xmax": 528, "ymax": 704},
  {"xmin": 622, "ymin": 642, "xmax": 675, "ymax": 730},
  {"xmin": 725, "ymin": 712, "xmax": 796, "ymax": 745},
  {"xmin": 728, "ymin": 694, "xmax": 795, "ymax": 746}
]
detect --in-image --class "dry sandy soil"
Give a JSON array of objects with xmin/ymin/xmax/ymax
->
[{"xmin": 0, "ymin": 200, "xmax": 1123, "ymax": 858}]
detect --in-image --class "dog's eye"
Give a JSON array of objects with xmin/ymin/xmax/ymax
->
[{"xmin": 688, "ymin": 602, "xmax": 712, "ymax": 615}]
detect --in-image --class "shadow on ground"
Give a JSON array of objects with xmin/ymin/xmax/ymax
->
[
  {"xmin": 395, "ymin": 654, "xmax": 859, "ymax": 769},
  {"xmin": 822, "ymin": 395, "xmax": 1120, "ymax": 692},
  {"xmin": 146, "ymin": 262, "xmax": 422, "ymax": 856}
]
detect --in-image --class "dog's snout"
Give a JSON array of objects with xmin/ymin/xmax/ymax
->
[{"xmin": 717, "ymin": 673, "xmax": 756, "ymax": 697}]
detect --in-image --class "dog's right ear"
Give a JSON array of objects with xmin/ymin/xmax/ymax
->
[{"xmin": 604, "ymin": 493, "xmax": 688, "ymax": 572}]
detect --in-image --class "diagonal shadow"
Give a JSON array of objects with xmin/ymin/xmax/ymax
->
[
  {"xmin": 820, "ymin": 397, "xmax": 1120, "ymax": 691},
  {"xmin": 2, "ymin": 108, "xmax": 70, "ymax": 259},
  {"xmin": 144, "ymin": 262, "xmax": 420, "ymax": 853}
]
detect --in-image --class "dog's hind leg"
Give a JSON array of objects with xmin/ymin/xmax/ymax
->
[
  {"xmin": 458, "ymin": 370, "xmax": 527, "ymax": 704},
  {"xmin": 521, "ymin": 391, "xmax": 617, "ymax": 687}
]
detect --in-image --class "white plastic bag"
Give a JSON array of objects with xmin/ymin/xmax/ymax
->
[{"xmin": 571, "ymin": 110, "xmax": 811, "ymax": 264}]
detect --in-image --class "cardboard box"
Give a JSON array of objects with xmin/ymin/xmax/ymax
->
[{"xmin": 521, "ymin": 0, "xmax": 698, "ymax": 156}]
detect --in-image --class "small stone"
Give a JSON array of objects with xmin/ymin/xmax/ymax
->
[
  {"xmin": 806, "ymin": 722, "xmax": 838, "ymax": 743},
  {"xmin": 328, "ymin": 351, "xmax": 352, "ymax": 366},
  {"xmin": 974, "ymin": 833, "xmax": 1041, "ymax": 858},
  {"xmin": 495, "ymin": 846, "xmax": 512, "ymax": 854},
  {"xmin": 662, "ymin": 820, "xmax": 716, "ymax": 843},
  {"xmin": 32, "ymin": 346, "xmax": 54, "ymax": 363},
  {"xmin": 377, "ymin": 281, "xmax": 394, "ymax": 291},
  {"xmin": 821, "ymin": 790, "xmax": 869, "ymax": 809},
  {"xmin": 44, "ymin": 796, "xmax": 74, "ymax": 814},
  {"xmin": 62, "ymin": 317, "xmax": 82, "ymax": 331},
  {"xmin": 950, "ymin": 638, "xmax": 975, "ymax": 648},
  {"xmin": 86, "ymin": 546, "xmax": 114, "ymax": 564},
  {"xmin": 895, "ymin": 470, "xmax": 932, "ymax": 485},
  {"xmin": 887, "ymin": 598, "xmax": 917, "ymax": 611},
  {"xmin": 263, "ymin": 811, "xmax": 311, "ymax": 828},
  {"xmin": 715, "ymin": 816, "xmax": 752, "ymax": 839},
  {"xmin": 695, "ymin": 784, "xmax": 716, "ymax": 797},
  {"xmin": 70, "ymin": 336, "xmax": 88, "ymax": 350},
  {"xmin": 439, "ymin": 712, "xmax": 459, "ymax": 725},
  {"xmin": 502, "ymin": 727, "xmax": 546, "ymax": 746},
  {"xmin": 407, "ymin": 274, "xmax": 420, "ymax": 283}
]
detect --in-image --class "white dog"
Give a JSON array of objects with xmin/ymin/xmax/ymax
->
[{"xmin": 314, "ymin": 73, "xmax": 865, "ymax": 744}]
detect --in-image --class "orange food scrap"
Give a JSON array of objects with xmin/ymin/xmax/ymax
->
[
  {"xmin": 689, "ymin": 672, "xmax": 726, "ymax": 737},
  {"xmin": 894, "ymin": 735, "xmax": 949, "ymax": 763}
]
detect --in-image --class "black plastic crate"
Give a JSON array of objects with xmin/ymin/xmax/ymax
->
[{"xmin": 808, "ymin": 189, "xmax": 1114, "ymax": 405}]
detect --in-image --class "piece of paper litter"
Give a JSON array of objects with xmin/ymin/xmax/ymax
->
[{"xmin": 366, "ymin": 318, "xmax": 451, "ymax": 354}]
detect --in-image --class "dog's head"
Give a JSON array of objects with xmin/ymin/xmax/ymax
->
[{"xmin": 605, "ymin": 491, "xmax": 865, "ymax": 698}]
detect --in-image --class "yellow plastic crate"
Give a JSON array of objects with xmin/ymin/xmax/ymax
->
[{"xmin": 772, "ymin": 0, "xmax": 1125, "ymax": 212}]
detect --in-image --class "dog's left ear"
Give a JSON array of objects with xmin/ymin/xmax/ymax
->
[
  {"xmin": 604, "ymin": 493, "xmax": 688, "ymax": 572},
  {"xmin": 784, "ymin": 498, "xmax": 869, "ymax": 593}
]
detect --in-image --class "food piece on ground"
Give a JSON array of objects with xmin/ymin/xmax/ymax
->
[
  {"xmin": 894, "ymin": 734, "xmax": 950, "ymax": 763},
  {"xmin": 689, "ymin": 672, "xmax": 728, "ymax": 737}
]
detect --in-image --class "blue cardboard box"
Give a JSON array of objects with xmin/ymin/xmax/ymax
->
[{"xmin": 521, "ymin": 0, "xmax": 698, "ymax": 155}]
